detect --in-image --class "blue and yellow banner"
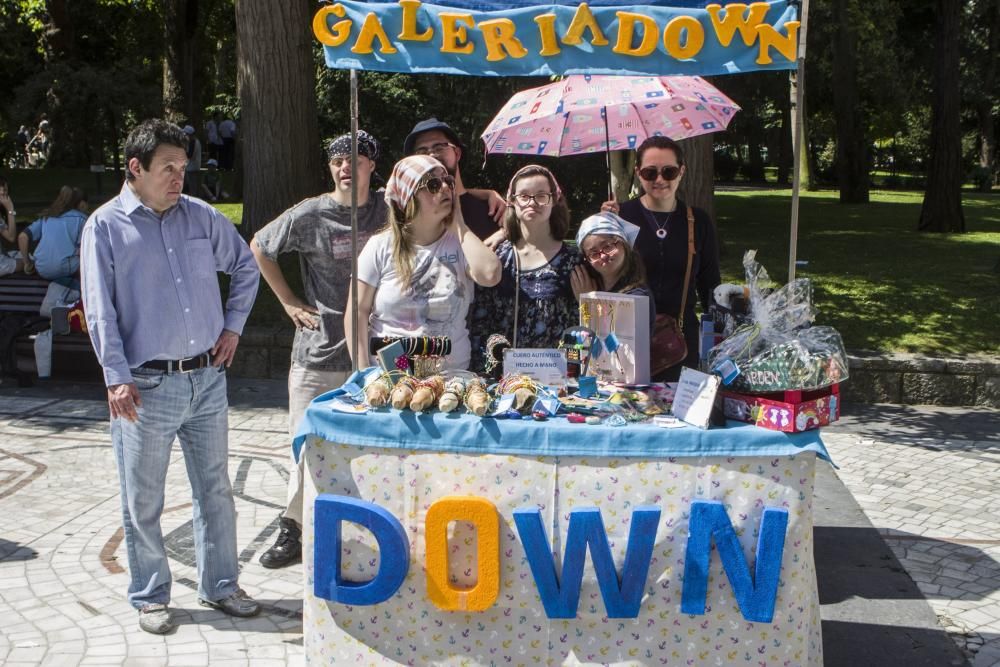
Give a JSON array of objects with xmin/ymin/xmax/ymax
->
[{"xmin": 313, "ymin": 0, "xmax": 801, "ymax": 77}]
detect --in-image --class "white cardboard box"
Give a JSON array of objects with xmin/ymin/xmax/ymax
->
[{"xmin": 579, "ymin": 291, "xmax": 650, "ymax": 384}]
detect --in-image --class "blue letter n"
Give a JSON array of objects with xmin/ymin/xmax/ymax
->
[{"xmin": 681, "ymin": 499, "xmax": 788, "ymax": 623}]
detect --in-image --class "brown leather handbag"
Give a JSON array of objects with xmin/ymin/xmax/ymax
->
[{"xmin": 650, "ymin": 207, "xmax": 695, "ymax": 377}]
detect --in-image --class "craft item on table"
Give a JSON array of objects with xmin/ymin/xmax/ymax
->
[
  {"xmin": 722, "ymin": 384, "xmax": 841, "ymax": 433},
  {"xmin": 410, "ymin": 375, "xmax": 445, "ymax": 412},
  {"xmin": 605, "ymin": 414, "xmax": 627, "ymax": 427},
  {"xmin": 496, "ymin": 374, "xmax": 540, "ymax": 415},
  {"xmin": 390, "ymin": 376, "xmax": 419, "ymax": 410},
  {"xmin": 438, "ymin": 377, "xmax": 467, "ymax": 413},
  {"xmin": 463, "ymin": 378, "xmax": 491, "ymax": 416},
  {"xmin": 577, "ymin": 375, "xmax": 597, "ymax": 398},
  {"xmin": 531, "ymin": 410, "xmax": 548, "ymax": 421},
  {"xmin": 579, "ymin": 291, "xmax": 650, "ymax": 384},
  {"xmin": 363, "ymin": 373, "xmax": 394, "ymax": 408},
  {"xmin": 558, "ymin": 325, "xmax": 597, "ymax": 377},
  {"xmin": 585, "ymin": 415, "xmax": 601, "ymax": 425},
  {"xmin": 373, "ymin": 336, "xmax": 452, "ymax": 378},
  {"xmin": 707, "ymin": 251, "xmax": 849, "ymax": 393},
  {"xmin": 566, "ymin": 412, "xmax": 586, "ymax": 424},
  {"xmin": 671, "ymin": 367, "xmax": 721, "ymax": 429},
  {"xmin": 483, "ymin": 334, "xmax": 511, "ymax": 381}
]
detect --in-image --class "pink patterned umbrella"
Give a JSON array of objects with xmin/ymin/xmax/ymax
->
[{"xmin": 481, "ymin": 74, "xmax": 740, "ymax": 158}]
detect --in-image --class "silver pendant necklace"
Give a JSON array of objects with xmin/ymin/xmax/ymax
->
[{"xmin": 642, "ymin": 205, "xmax": 670, "ymax": 240}]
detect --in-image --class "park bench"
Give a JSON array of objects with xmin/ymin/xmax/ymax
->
[{"xmin": 0, "ymin": 272, "xmax": 99, "ymax": 384}]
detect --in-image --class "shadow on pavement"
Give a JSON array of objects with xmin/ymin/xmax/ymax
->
[
  {"xmin": 814, "ymin": 463, "xmax": 979, "ymax": 666},
  {"xmin": 838, "ymin": 403, "xmax": 1000, "ymax": 444},
  {"xmin": 0, "ymin": 537, "xmax": 38, "ymax": 561}
]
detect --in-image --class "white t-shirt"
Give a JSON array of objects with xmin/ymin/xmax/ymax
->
[{"xmin": 358, "ymin": 228, "xmax": 473, "ymax": 370}]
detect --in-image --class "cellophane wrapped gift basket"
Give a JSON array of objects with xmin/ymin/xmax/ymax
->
[{"xmin": 709, "ymin": 251, "xmax": 849, "ymax": 432}]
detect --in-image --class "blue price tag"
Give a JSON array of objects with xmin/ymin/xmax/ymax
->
[
  {"xmin": 713, "ymin": 356, "xmax": 741, "ymax": 385},
  {"xmin": 532, "ymin": 396, "xmax": 560, "ymax": 416},
  {"xmin": 591, "ymin": 337, "xmax": 604, "ymax": 358},
  {"xmin": 341, "ymin": 381, "xmax": 363, "ymax": 397},
  {"xmin": 605, "ymin": 332, "xmax": 620, "ymax": 353}
]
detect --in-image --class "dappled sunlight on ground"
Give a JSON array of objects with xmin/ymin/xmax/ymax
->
[{"xmin": 716, "ymin": 189, "xmax": 1000, "ymax": 355}]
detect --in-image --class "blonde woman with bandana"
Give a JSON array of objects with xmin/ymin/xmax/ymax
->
[{"xmin": 346, "ymin": 155, "xmax": 501, "ymax": 371}]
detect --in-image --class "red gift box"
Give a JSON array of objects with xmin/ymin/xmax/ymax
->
[{"xmin": 721, "ymin": 384, "xmax": 840, "ymax": 432}]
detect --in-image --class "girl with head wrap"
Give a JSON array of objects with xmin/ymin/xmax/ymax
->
[
  {"xmin": 570, "ymin": 211, "xmax": 656, "ymax": 329},
  {"xmin": 467, "ymin": 165, "xmax": 586, "ymax": 373},
  {"xmin": 345, "ymin": 155, "xmax": 501, "ymax": 370}
]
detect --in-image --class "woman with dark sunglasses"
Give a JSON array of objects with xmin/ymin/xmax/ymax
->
[
  {"xmin": 468, "ymin": 164, "xmax": 584, "ymax": 373},
  {"xmin": 600, "ymin": 136, "xmax": 721, "ymax": 380},
  {"xmin": 346, "ymin": 155, "xmax": 501, "ymax": 370}
]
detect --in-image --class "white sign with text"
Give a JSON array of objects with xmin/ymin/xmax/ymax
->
[
  {"xmin": 671, "ymin": 367, "xmax": 721, "ymax": 429},
  {"xmin": 503, "ymin": 349, "xmax": 567, "ymax": 387}
]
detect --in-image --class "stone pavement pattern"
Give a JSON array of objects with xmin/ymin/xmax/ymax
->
[
  {"xmin": 0, "ymin": 378, "xmax": 997, "ymax": 666},
  {"xmin": 820, "ymin": 405, "xmax": 1000, "ymax": 667},
  {"xmin": 0, "ymin": 380, "xmax": 304, "ymax": 666}
]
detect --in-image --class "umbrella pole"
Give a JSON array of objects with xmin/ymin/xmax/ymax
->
[
  {"xmin": 350, "ymin": 68, "xmax": 360, "ymax": 373},
  {"xmin": 602, "ymin": 108, "xmax": 613, "ymax": 202}
]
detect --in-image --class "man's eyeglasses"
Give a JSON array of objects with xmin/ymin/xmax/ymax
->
[
  {"xmin": 418, "ymin": 174, "xmax": 456, "ymax": 195},
  {"xmin": 584, "ymin": 239, "xmax": 622, "ymax": 263},
  {"xmin": 638, "ymin": 165, "xmax": 682, "ymax": 182},
  {"xmin": 511, "ymin": 192, "xmax": 553, "ymax": 207},
  {"xmin": 414, "ymin": 142, "xmax": 456, "ymax": 156}
]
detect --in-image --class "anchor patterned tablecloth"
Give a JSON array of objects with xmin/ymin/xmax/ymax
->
[{"xmin": 302, "ymin": 436, "xmax": 824, "ymax": 667}]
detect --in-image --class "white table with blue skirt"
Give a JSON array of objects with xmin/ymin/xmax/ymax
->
[{"xmin": 292, "ymin": 374, "xmax": 832, "ymax": 666}]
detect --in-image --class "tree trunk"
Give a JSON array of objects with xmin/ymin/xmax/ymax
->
[
  {"xmin": 976, "ymin": 0, "xmax": 999, "ymax": 192},
  {"xmin": 745, "ymin": 120, "xmax": 766, "ymax": 183},
  {"xmin": 609, "ymin": 150, "xmax": 636, "ymax": 203},
  {"xmin": 163, "ymin": 0, "xmax": 202, "ymax": 125},
  {"xmin": 918, "ymin": 0, "xmax": 965, "ymax": 233},
  {"xmin": 677, "ymin": 135, "xmax": 722, "ymax": 258},
  {"xmin": 42, "ymin": 0, "xmax": 75, "ymax": 62},
  {"xmin": 833, "ymin": 0, "xmax": 869, "ymax": 203},
  {"xmin": 236, "ymin": 0, "xmax": 324, "ymax": 237}
]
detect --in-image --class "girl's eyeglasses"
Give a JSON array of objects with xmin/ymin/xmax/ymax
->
[
  {"xmin": 638, "ymin": 165, "xmax": 681, "ymax": 182},
  {"xmin": 418, "ymin": 174, "xmax": 456, "ymax": 195},
  {"xmin": 584, "ymin": 239, "xmax": 622, "ymax": 263},
  {"xmin": 510, "ymin": 192, "xmax": 553, "ymax": 207}
]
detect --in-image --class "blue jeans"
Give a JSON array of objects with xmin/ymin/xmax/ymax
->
[{"xmin": 111, "ymin": 364, "xmax": 239, "ymax": 609}]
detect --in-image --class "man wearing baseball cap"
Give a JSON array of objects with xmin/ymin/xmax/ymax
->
[
  {"xmin": 250, "ymin": 130, "xmax": 386, "ymax": 568},
  {"xmin": 404, "ymin": 117, "xmax": 506, "ymax": 247}
]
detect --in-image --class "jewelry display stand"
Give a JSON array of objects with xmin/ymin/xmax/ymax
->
[{"xmin": 579, "ymin": 291, "xmax": 650, "ymax": 384}]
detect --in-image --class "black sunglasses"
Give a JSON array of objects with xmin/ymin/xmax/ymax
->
[
  {"xmin": 419, "ymin": 174, "xmax": 456, "ymax": 195},
  {"xmin": 638, "ymin": 165, "xmax": 682, "ymax": 182}
]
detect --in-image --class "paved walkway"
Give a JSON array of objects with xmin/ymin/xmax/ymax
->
[{"xmin": 0, "ymin": 377, "xmax": 997, "ymax": 666}]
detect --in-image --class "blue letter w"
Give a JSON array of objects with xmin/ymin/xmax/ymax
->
[{"xmin": 513, "ymin": 506, "xmax": 661, "ymax": 619}]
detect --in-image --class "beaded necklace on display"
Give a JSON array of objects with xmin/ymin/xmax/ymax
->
[{"xmin": 496, "ymin": 374, "xmax": 539, "ymax": 396}]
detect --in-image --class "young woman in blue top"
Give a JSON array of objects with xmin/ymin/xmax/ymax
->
[
  {"xmin": 19, "ymin": 185, "xmax": 89, "ymax": 288},
  {"xmin": 468, "ymin": 165, "xmax": 584, "ymax": 373}
]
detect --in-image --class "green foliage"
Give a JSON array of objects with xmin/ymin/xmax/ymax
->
[{"xmin": 716, "ymin": 188, "xmax": 1000, "ymax": 354}]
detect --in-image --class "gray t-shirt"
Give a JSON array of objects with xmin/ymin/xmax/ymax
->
[{"xmin": 254, "ymin": 192, "xmax": 387, "ymax": 371}]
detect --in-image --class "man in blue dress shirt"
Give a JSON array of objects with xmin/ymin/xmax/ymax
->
[{"xmin": 80, "ymin": 119, "xmax": 261, "ymax": 635}]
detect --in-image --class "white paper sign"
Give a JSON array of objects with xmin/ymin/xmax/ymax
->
[
  {"xmin": 671, "ymin": 367, "xmax": 721, "ymax": 429},
  {"xmin": 503, "ymin": 349, "xmax": 567, "ymax": 387}
]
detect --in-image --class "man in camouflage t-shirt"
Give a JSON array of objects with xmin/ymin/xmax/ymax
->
[{"xmin": 250, "ymin": 130, "xmax": 386, "ymax": 568}]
